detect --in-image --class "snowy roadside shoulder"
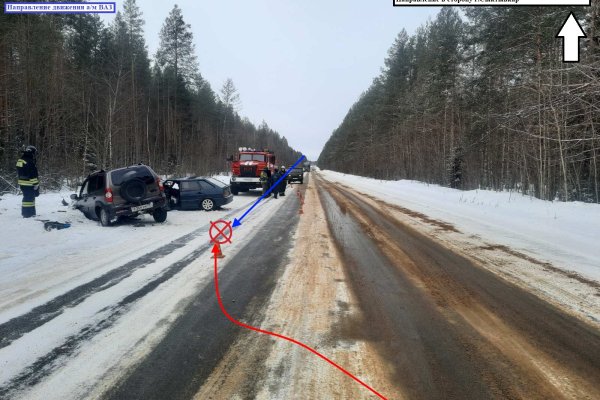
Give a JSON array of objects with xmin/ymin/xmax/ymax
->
[
  {"xmin": 0, "ymin": 190, "xmax": 88, "ymax": 268},
  {"xmin": 0, "ymin": 190, "xmax": 166, "ymax": 318},
  {"xmin": 0, "ymin": 184, "xmax": 256, "ymax": 324},
  {"xmin": 319, "ymin": 170, "xmax": 600, "ymax": 282}
]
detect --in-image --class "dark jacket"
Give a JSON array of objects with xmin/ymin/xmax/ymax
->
[
  {"xmin": 272, "ymin": 171, "xmax": 282, "ymax": 185},
  {"xmin": 278, "ymin": 170, "xmax": 287, "ymax": 191},
  {"xmin": 16, "ymin": 153, "xmax": 39, "ymax": 187}
]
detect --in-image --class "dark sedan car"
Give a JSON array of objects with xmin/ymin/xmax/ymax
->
[{"xmin": 164, "ymin": 177, "xmax": 233, "ymax": 211}]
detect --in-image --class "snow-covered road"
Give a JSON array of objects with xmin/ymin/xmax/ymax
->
[
  {"xmin": 0, "ymin": 184, "xmax": 288, "ymax": 399},
  {"xmin": 1, "ymin": 170, "xmax": 599, "ymax": 400}
]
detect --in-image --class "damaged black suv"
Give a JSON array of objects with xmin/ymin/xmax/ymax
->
[{"xmin": 71, "ymin": 164, "xmax": 168, "ymax": 226}]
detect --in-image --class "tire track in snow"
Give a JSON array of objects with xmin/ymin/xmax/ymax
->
[
  {"xmin": 0, "ymin": 201, "xmax": 253, "ymax": 350},
  {"xmin": 0, "ymin": 242, "xmax": 211, "ymax": 399}
]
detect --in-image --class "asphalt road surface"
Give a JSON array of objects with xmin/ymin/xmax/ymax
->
[
  {"xmin": 104, "ymin": 189, "xmax": 304, "ymax": 400},
  {"xmin": 109, "ymin": 174, "xmax": 600, "ymax": 399},
  {"xmin": 317, "ymin": 177, "xmax": 600, "ymax": 400},
  {"xmin": 2, "ymin": 172, "xmax": 599, "ymax": 400}
]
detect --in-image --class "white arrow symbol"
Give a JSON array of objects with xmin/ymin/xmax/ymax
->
[{"xmin": 556, "ymin": 12, "xmax": 586, "ymax": 63}]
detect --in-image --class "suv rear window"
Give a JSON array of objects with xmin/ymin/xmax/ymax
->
[{"xmin": 111, "ymin": 166, "xmax": 155, "ymax": 186}]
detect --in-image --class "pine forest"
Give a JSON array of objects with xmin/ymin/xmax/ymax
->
[
  {"xmin": 319, "ymin": 6, "xmax": 600, "ymax": 202},
  {"xmin": 0, "ymin": 0, "xmax": 302, "ymax": 190}
]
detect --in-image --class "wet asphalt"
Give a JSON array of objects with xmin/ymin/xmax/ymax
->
[
  {"xmin": 103, "ymin": 188, "xmax": 303, "ymax": 400},
  {"xmin": 318, "ymin": 178, "xmax": 600, "ymax": 400}
]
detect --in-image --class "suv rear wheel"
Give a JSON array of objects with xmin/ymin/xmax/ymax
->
[
  {"xmin": 201, "ymin": 198, "xmax": 214, "ymax": 211},
  {"xmin": 99, "ymin": 207, "xmax": 112, "ymax": 227},
  {"xmin": 153, "ymin": 207, "xmax": 168, "ymax": 223}
]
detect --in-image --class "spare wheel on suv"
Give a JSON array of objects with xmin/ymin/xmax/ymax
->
[{"xmin": 120, "ymin": 177, "xmax": 148, "ymax": 202}]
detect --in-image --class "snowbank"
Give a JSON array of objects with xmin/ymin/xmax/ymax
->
[{"xmin": 320, "ymin": 170, "xmax": 600, "ymax": 281}]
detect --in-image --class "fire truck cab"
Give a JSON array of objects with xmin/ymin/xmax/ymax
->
[{"xmin": 229, "ymin": 148, "xmax": 276, "ymax": 195}]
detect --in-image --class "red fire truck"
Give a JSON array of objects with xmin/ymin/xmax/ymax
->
[{"xmin": 228, "ymin": 148, "xmax": 276, "ymax": 195}]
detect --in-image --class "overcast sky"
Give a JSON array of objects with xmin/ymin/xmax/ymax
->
[{"xmin": 102, "ymin": 1, "xmax": 440, "ymax": 160}]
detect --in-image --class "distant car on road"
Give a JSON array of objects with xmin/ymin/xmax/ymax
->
[
  {"xmin": 164, "ymin": 177, "xmax": 233, "ymax": 211},
  {"xmin": 288, "ymin": 167, "xmax": 304, "ymax": 184},
  {"xmin": 71, "ymin": 164, "xmax": 168, "ymax": 226}
]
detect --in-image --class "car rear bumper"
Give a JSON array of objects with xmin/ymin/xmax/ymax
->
[{"xmin": 215, "ymin": 194, "xmax": 234, "ymax": 207}]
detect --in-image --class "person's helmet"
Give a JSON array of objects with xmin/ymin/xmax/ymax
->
[
  {"xmin": 280, "ymin": 165, "xmax": 286, "ymax": 171},
  {"xmin": 24, "ymin": 145, "xmax": 37, "ymax": 155}
]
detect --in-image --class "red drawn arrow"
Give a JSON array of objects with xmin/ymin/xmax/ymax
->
[{"xmin": 212, "ymin": 248, "xmax": 388, "ymax": 399}]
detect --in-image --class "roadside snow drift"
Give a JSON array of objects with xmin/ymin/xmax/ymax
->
[{"xmin": 320, "ymin": 170, "xmax": 600, "ymax": 281}]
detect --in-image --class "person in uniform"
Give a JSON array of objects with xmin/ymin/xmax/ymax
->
[
  {"xmin": 271, "ymin": 168, "xmax": 282, "ymax": 199},
  {"xmin": 16, "ymin": 145, "xmax": 39, "ymax": 218},
  {"xmin": 260, "ymin": 166, "xmax": 271, "ymax": 197},
  {"xmin": 278, "ymin": 165, "xmax": 287, "ymax": 196}
]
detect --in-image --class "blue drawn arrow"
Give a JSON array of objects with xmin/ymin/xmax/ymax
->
[{"xmin": 232, "ymin": 154, "xmax": 306, "ymax": 227}]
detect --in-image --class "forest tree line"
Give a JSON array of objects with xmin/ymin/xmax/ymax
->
[
  {"xmin": 318, "ymin": 6, "xmax": 600, "ymax": 202},
  {"xmin": 0, "ymin": 0, "xmax": 301, "ymax": 191}
]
